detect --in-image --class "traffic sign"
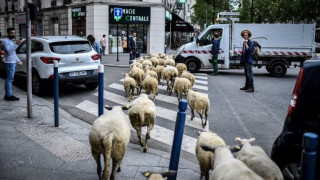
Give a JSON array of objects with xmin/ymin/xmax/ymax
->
[
  {"xmin": 219, "ymin": 12, "xmax": 240, "ymax": 16},
  {"xmin": 218, "ymin": 17, "xmax": 239, "ymax": 21}
]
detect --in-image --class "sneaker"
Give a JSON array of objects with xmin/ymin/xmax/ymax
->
[
  {"xmin": 4, "ymin": 95, "xmax": 19, "ymax": 101},
  {"xmin": 240, "ymin": 86, "xmax": 249, "ymax": 90},
  {"xmin": 245, "ymin": 87, "xmax": 254, "ymax": 92}
]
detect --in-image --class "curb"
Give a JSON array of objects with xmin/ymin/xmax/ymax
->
[{"xmin": 103, "ymin": 64, "xmax": 129, "ymax": 68}]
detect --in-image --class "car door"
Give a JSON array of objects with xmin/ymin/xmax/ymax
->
[{"xmin": 15, "ymin": 41, "xmax": 27, "ymax": 76}]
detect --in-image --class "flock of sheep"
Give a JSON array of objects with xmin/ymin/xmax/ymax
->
[{"xmin": 87, "ymin": 53, "xmax": 283, "ymax": 180}]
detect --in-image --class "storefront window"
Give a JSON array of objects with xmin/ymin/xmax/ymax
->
[{"xmin": 72, "ymin": 7, "xmax": 86, "ymax": 37}]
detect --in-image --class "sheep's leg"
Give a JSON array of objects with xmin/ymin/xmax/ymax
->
[
  {"xmin": 204, "ymin": 110, "xmax": 208, "ymax": 129},
  {"xmin": 110, "ymin": 158, "xmax": 122, "ymax": 180},
  {"xmin": 190, "ymin": 107, "xmax": 195, "ymax": 120},
  {"xmin": 199, "ymin": 113, "xmax": 205, "ymax": 129},
  {"xmin": 138, "ymin": 85, "xmax": 143, "ymax": 95},
  {"xmin": 102, "ymin": 137, "xmax": 112, "ymax": 180},
  {"xmin": 92, "ymin": 153, "xmax": 102, "ymax": 180},
  {"xmin": 135, "ymin": 127, "xmax": 144, "ymax": 147},
  {"xmin": 144, "ymin": 124, "xmax": 153, "ymax": 153}
]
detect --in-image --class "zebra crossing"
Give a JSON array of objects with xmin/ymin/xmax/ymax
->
[{"xmin": 75, "ymin": 73, "xmax": 209, "ymax": 155}]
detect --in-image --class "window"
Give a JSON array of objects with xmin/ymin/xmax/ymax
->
[
  {"xmin": 31, "ymin": 41, "xmax": 43, "ymax": 53},
  {"xmin": 16, "ymin": 42, "xmax": 26, "ymax": 54},
  {"xmin": 200, "ymin": 29, "xmax": 223, "ymax": 46},
  {"xmin": 49, "ymin": 41, "xmax": 91, "ymax": 54}
]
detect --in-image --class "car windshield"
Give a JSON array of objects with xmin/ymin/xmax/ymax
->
[{"xmin": 49, "ymin": 41, "xmax": 92, "ymax": 54}]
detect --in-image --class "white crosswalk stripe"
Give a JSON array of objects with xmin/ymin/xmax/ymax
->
[
  {"xmin": 76, "ymin": 100, "xmax": 197, "ymax": 154},
  {"xmin": 75, "ymin": 72, "xmax": 210, "ymax": 155}
]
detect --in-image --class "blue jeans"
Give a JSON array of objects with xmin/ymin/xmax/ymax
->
[
  {"xmin": 5, "ymin": 63, "xmax": 16, "ymax": 96},
  {"xmin": 244, "ymin": 62, "xmax": 254, "ymax": 87}
]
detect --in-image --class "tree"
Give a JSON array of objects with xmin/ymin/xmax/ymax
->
[{"xmin": 238, "ymin": 0, "xmax": 251, "ymax": 23}]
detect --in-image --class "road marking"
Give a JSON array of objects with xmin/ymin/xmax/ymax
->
[
  {"xmin": 194, "ymin": 73, "xmax": 208, "ymax": 76},
  {"xmin": 194, "ymin": 79, "xmax": 208, "ymax": 85},
  {"xmin": 192, "ymin": 84, "xmax": 208, "ymax": 91},
  {"xmin": 76, "ymin": 100, "xmax": 197, "ymax": 154},
  {"xmin": 93, "ymin": 90, "xmax": 209, "ymax": 131},
  {"xmin": 194, "ymin": 75, "xmax": 208, "ymax": 80}
]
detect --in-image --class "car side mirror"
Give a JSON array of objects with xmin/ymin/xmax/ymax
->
[{"xmin": 196, "ymin": 38, "xmax": 202, "ymax": 46}]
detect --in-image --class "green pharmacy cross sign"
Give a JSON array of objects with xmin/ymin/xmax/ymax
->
[{"xmin": 114, "ymin": 8, "xmax": 122, "ymax": 21}]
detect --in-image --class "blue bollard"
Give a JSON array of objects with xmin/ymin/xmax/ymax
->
[
  {"xmin": 300, "ymin": 132, "xmax": 318, "ymax": 180},
  {"xmin": 98, "ymin": 65, "xmax": 104, "ymax": 116},
  {"xmin": 54, "ymin": 60, "xmax": 59, "ymax": 127},
  {"xmin": 168, "ymin": 100, "xmax": 188, "ymax": 180}
]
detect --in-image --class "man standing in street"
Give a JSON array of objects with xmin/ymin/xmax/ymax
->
[
  {"xmin": 210, "ymin": 33, "xmax": 220, "ymax": 75},
  {"xmin": 240, "ymin": 30, "xmax": 254, "ymax": 92},
  {"xmin": 128, "ymin": 32, "xmax": 137, "ymax": 64},
  {"xmin": 3, "ymin": 28, "xmax": 22, "ymax": 101},
  {"xmin": 100, "ymin": 34, "xmax": 107, "ymax": 55}
]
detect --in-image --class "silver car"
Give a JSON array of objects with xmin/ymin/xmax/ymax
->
[{"xmin": 2, "ymin": 36, "xmax": 101, "ymax": 95}]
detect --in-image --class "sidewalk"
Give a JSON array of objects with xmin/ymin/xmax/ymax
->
[
  {"xmin": 101, "ymin": 49, "xmax": 177, "ymax": 68},
  {"xmin": 0, "ymin": 78, "xmax": 200, "ymax": 180}
]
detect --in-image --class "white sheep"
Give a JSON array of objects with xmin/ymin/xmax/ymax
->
[
  {"xmin": 122, "ymin": 73, "xmax": 139, "ymax": 102},
  {"xmin": 176, "ymin": 63, "xmax": 187, "ymax": 76},
  {"xmin": 150, "ymin": 57, "xmax": 159, "ymax": 67},
  {"xmin": 200, "ymin": 145, "xmax": 264, "ymax": 180},
  {"xmin": 161, "ymin": 66, "xmax": 178, "ymax": 95},
  {"xmin": 129, "ymin": 66, "xmax": 145, "ymax": 89},
  {"xmin": 151, "ymin": 53, "xmax": 160, "ymax": 58},
  {"xmin": 155, "ymin": 65, "xmax": 165, "ymax": 83},
  {"xmin": 129, "ymin": 94, "xmax": 156, "ymax": 152},
  {"xmin": 164, "ymin": 58, "xmax": 175, "ymax": 66},
  {"xmin": 142, "ymin": 60, "xmax": 153, "ymax": 70},
  {"xmin": 130, "ymin": 60, "xmax": 143, "ymax": 70},
  {"xmin": 89, "ymin": 105, "xmax": 131, "ymax": 180},
  {"xmin": 173, "ymin": 77, "xmax": 192, "ymax": 100},
  {"xmin": 195, "ymin": 131, "xmax": 226, "ymax": 180},
  {"xmin": 140, "ymin": 75, "xmax": 158, "ymax": 102},
  {"xmin": 158, "ymin": 58, "xmax": 165, "ymax": 66},
  {"xmin": 180, "ymin": 70, "xmax": 195, "ymax": 86},
  {"xmin": 187, "ymin": 89, "xmax": 210, "ymax": 129},
  {"xmin": 144, "ymin": 69, "xmax": 158, "ymax": 80},
  {"xmin": 234, "ymin": 137, "xmax": 284, "ymax": 180}
]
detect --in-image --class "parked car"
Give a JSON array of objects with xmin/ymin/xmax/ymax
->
[
  {"xmin": 0, "ymin": 36, "xmax": 100, "ymax": 95},
  {"xmin": 271, "ymin": 59, "xmax": 320, "ymax": 180}
]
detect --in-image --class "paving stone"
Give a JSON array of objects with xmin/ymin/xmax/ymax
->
[
  {"xmin": 177, "ymin": 168, "xmax": 201, "ymax": 180},
  {"xmin": 123, "ymin": 152, "xmax": 161, "ymax": 166},
  {"xmin": 116, "ymin": 165, "xmax": 138, "ymax": 178},
  {"xmin": 58, "ymin": 158, "xmax": 96, "ymax": 173}
]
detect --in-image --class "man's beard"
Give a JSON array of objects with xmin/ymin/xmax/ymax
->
[{"xmin": 9, "ymin": 35, "xmax": 15, "ymax": 39}]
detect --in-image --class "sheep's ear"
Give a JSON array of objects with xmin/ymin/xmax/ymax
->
[
  {"xmin": 105, "ymin": 105, "xmax": 113, "ymax": 110},
  {"xmin": 230, "ymin": 144, "xmax": 243, "ymax": 153},
  {"xmin": 161, "ymin": 170, "xmax": 177, "ymax": 178},
  {"xmin": 249, "ymin": 138, "xmax": 256, "ymax": 143},
  {"xmin": 122, "ymin": 105, "xmax": 131, "ymax": 110},
  {"xmin": 200, "ymin": 144, "xmax": 216, "ymax": 152}
]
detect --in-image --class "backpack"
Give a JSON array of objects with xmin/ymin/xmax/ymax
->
[{"xmin": 252, "ymin": 41, "xmax": 261, "ymax": 60}]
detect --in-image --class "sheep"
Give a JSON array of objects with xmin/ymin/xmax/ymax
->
[
  {"xmin": 187, "ymin": 89, "xmax": 210, "ymax": 129},
  {"xmin": 180, "ymin": 70, "xmax": 195, "ymax": 86},
  {"xmin": 150, "ymin": 57, "xmax": 159, "ymax": 67},
  {"xmin": 151, "ymin": 53, "xmax": 160, "ymax": 58},
  {"xmin": 89, "ymin": 105, "xmax": 131, "ymax": 180},
  {"xmin": 159, "ymin": 53, "xmax": 166, "ymax": 58},
  {"xmin": 234, "ymin": 137, "xmax": 284, "ymax": 180},
  {"xmin": 122, "ymin": 73, "xmax": 139, "ymax": 102},
  {"xmin": 130, "ymin": 60, "xmax": 143, "ymax": 70},
  {"xmin": 144, "ymin": 65, "xmax": 157, "ymax": 73},
  {"xmin": 158, "ymin": 58, "xmax": 165, "ymax": 66},
  {"xmin": 176, "ymin": 63, "xmax": 187, "ymax": 76},
  {"xmin": 155, "ymin": 65, "xmax": 165, "ymax": 83},
  {"xmin": 200, "ymin": 145, "xmax": 264, "ymax": 180},
  {"xmin": 140, "ymin": 75, "xmax": 158, "ymax": 102},
  {"xmin": 129, "ymin": 66, "xmax": 145, "ymax": 89},
  {"xmin": 163, "ymin": 58, "xmax": 175, "ymax": 66},
  {"xmin": 195, "ymin": 131, "xmax": 226, "ymax": 180},
  {"xmin": 161, "ymin": 66, "xmax": 178, "ymax": 95},
  {"xmin": 173, "ymin": 77, "xmax": 192, "ymax": 100},
  {"xmin": 142, "ymin": 60, "xmax": 153, "ymax": 70},
  {"xmin": 129, "ymin": 94, "xmax": 156, "ymax": 152},
  {"xmin": 144, "ymin": 69, "xmax": 158, "ymax": 80}
]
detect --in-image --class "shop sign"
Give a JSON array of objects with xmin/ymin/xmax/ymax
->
[
  {"xmin": 109, "ymin": 5, "xmax": 150, "ymax": 24},
  {"xmin": 72, "ymin": 7, "xmax": 86, "ymax": 19},
  {"xmin": 165, "ymin": 10, "xmax": 172, "ymax": 22}
]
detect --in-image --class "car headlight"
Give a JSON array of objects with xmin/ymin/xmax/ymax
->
[{"xmin": 177, "ymin": 45, "xmax": 185, "ymax": 55}]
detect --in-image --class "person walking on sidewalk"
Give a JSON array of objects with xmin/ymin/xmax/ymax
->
[
  {"xmin": 3, "ymin": 28, "xmax": 22, "ymax": 101},
  {"xmin": 87, "ymin": 34, "xmax": 102, "ymax": 62},
  {"xmin": 128, "ymin": 32, "xmax": 137, "ymax": 64},
  {"xmin": 100, "ymin": 34, "xmax": 107, "ymax": 55},
  {"xmin": 210, "ymin": 33, "xmax": 220, "ymax": 75},
  {"xmin": 240, "ymin": 30, "xmax": 254, "ymax": 92}
]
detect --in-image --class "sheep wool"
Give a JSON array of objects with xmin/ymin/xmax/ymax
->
[
  {"xmin": 235, "ymin": 138, "xmax": 284, "ymax": 180},
  {"xmin": 173, "ymin": 77, "xmax": 192, "ymax": 100},
  {"xmin": 155, "ymin": 65, "xmax": 165, "ymax": 83},
  {"xmin": 187, "ymin": 89, "xmax": 210, "ymax": 129},
  {"xmin": 162, "ymin": 66, "xmax": 179, "ymax": 95},
  {"xmin": 176, "ymin": 63, "xmax": 187, "ymax": 76},
  {"xmin": 129, "ymin": 66, "xmax": 145, "ymax": 88},
  {"xmin": 164, "ymin": 59, "xmax": 175, "ymax": 67},
  {"xmin": 123, "ymin": 73, "xmax": 138, "ymax": 102},
  {"xmin": 195, "ymin": 131, "xmax": 226, "ymax": 180},
  {"xmin": 180, "ymin": 70, "xmax": 195, "ymax": 86},
  {"xmin": 140, "ymin": 75, "xmax": 158, "ymax": 102},
  {"xmin": 129, "ymin": 94, "xmax": 156, "ymax": 152},
  {"xmin": 89, "ymin": 106, "xmax": 131, "ymax": 180}
]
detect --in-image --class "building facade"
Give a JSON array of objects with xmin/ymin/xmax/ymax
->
[{"xmin": 0, "ymin": 0, "xmax": 167, "ymax": 54}]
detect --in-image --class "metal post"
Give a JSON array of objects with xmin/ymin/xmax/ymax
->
[
  {"xmin": 116, "ymin": 23, "xmax": 119, "ymax": 62},
  {"xmin": 26, "ymin": 0, "xmax": 33, "ymax": 118},
  {"xmin": 54, "ymin": 60, "xmax": 59, "ymax": 127},
  {"xmin": 168, "ymin": 100, "xmax": 188, "ymax": 180},
  {"xmin": 98, "ymin": 65, "xmax": 104, "ymax": 116},
  {"xmin": 300, "ymin": 132, "xmax": 318, "ymax": 180}
]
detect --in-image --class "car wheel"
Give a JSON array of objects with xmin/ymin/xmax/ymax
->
[
  {"xmin": 271, "ymin": 62, "xmax": 287, "ymax": 77},
  {"xmin": 32, "ymin": 72, "xmax": 44, "ymax": 95},
  {"xmin": 282, "ymin": 162, "xmax": 301, "ymax": 180},
  {"xmin": 85, "ymin": 82, "xmax": 98, "ymax": 90},
  {"xmin": 186, "ymin": 58, "xmax": 200, "ymax": 73}
]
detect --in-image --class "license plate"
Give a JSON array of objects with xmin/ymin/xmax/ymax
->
[{"xmin": 69, "ymin": 71, "xmax": 87, "ymax": 77}]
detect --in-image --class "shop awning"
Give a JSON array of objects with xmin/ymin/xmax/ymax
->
[{"xmin": 166, "ymin": 13, "xmax": 194, "ymax": 32}]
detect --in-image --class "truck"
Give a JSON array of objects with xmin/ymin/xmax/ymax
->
[{"xmin": 175, "ymin": 22, "xmax": 316, "ymax": 77}]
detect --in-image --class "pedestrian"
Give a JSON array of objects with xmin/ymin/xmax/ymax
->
[
  {"xmin": 100, "ymin": 34, "xmax": 107, "ymax": 55},
  {"xmin": 210, "ymin": 33, "xmax": 220, "ymax": 75},
  {"xmin": 128, "ymin": 32, "xmax": 137, "ymax": 64},
  {"xmin": 240, "ymin": 30, "xmax": 254, "ymax": 92},
  {"xmin": 87, "ymin": 34, "xmax": 102, "ymax": 61},
  {"xmin": 3, "ymin": 28, "xmax": 23, "ymax": 101}
]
